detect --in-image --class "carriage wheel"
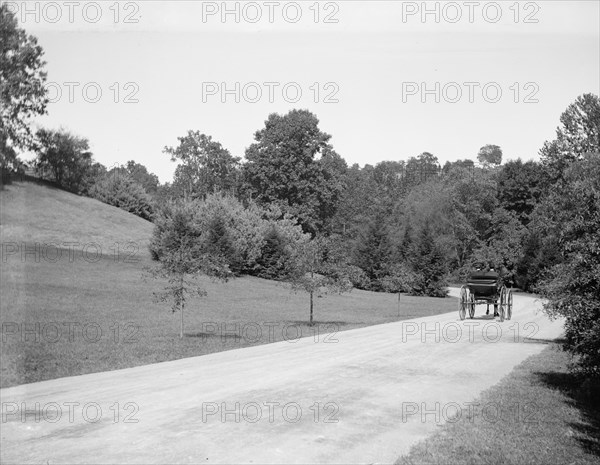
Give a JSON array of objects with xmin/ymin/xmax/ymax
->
[
  {"xmin": 498, "ymin": 286, "xmax": 506, "ymax": 323},
  {"xmin": 506, "ymin": 289, "xmax": 513, "ymax": 320},
  {"xmin": 468, "ymin": 293, "xmax": 475, "ymax": 319},
  {"xmin": 459, "ymin": 286, "xmax": 468, "ymax": 320}
]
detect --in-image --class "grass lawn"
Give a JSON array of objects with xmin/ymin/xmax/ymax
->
[
  {"xmin": 1, "ymin": 180, "xmax": 457, "ymax": 388},
  {"xmin": 396, "ymin": 344, "xmax": 600, "ymax": 465}
]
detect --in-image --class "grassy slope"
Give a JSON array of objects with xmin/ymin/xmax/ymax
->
[
  {"xmin": 1, "ymin": 180, "xmax": 154, "ymax": 251},
  {"xmin": 0, "ymin": 181, "xmax": 456, "ymax": 387},
  {"xmin": 396, "ymin": 344, "xmax": 600, "ymax": 465}
]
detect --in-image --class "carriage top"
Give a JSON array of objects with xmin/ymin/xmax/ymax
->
[
  {"xmin": 467, "ymin": 268, "xmax": 500, "ymax": 299},
  {"xmin": 459, "ymin": 266, "xmax": 513, "ymax": 322}
]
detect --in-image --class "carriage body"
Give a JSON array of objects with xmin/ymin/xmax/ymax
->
[{"xmin": 458, "ymin": 270, "xmax": 513, "ymax": 321}]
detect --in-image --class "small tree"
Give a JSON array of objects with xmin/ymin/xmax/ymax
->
[
  {"xmin": 148, "ymin": 200, "xmax": 232, "ymax": 338},
  {"xmin": 288, "ymin": 236, "xmax": 363, "ymax": 325},
  {"xmin": 380, "ymin": 264, "xmax": 417, "ymax": 317},
  {"xmin": 204, "ymin": 215, "xmax": 241, "ymax": 274},
  {"xmin": 255, "ymin": 226, "xmax": 290, "ymax": 280}
]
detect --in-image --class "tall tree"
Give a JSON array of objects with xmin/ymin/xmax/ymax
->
[
  {"xmin": 540, "ymin": 93, "xmax": 600, "ymax": 184},
  {"xmin": 242, "ymin": 109, "xmax": 343, "ymax": 234},
  {"xmin": 497, "ymin": 159, "xmax": 543, "ymax": 224},
  {"xmin": 164, "ymin": 131, "xmax": 240, "ymax": 199},
  {"xmin": 125, "ymin": 160, "xmax": 160, "ymax": 195},
  {"xmin": 537, "ymin": 153, "xmax": 600, "ymax": 374},
  {"xmin": 0, "ymin": 4, "xmax": 48, "ymax": 175},
  {"xmin": 477, "ymin": 144, "xmax": 503, "ymax": 167}
]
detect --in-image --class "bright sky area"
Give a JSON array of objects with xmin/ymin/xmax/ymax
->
[{"xmin": 9, "ymin": 0, "xmax": 600, "ymax": 182}]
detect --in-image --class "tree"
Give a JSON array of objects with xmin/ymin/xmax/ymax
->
[
  {"xmin": 124, "ymin": 160, "xmax": 160, "ymax": 195},
  {"xmin": 254, "ymin": 226, "xmax": 290, "ymax": 280},
  {"xmin": 407, "ymin": 222, "xmax": 450, "ymax": 297},
  {"xmin": 537, "ymin": 153, "xmax": 600, "ymax": 374},
  {"xmin": 288, "ymin": 236, "xmax": 362, "ymax": 325},
  {"xmin": 164, "ymin": 131, "xmax": 240, "ymax": 199},
  {"xmin": 470, "ymin": 208, "xmax": 526, "ymax": 286},
  {"xmin": 477, "ymin": 144, "xmax": 503, "ymax": 167},
  {"xmin": 404, "ymin": 152, "xmax": 441, "ymax": 189},
  {"xmin": 331, "ymin": 163, "xmax": 379, "ymax": 238},
  {"xmin": 148, "ymin": 199, "xmax": 232, "ymax": 338},
  {"xmin": 519, "ymin": 95, "xmax": 600, "ymax": 291},
  {"xmin": 540, "ymin": 93, "xmax": 600, "ymax": 184},
  {"xmin": 443, "ymin": 166, "xmax": 498, "ymax": 267},
  {"xmin": 0, "ymin": 4, "xmax": 48, "ymax": 153},
  {"xmin": 380, "ymin": 263, "xmax": 418, "ymax": 317},
  {"xmin": 442, "ymin": 159, "xmax": 475, "ymax": 176},
  {"xmin": 34, "ymin": 128, "xmax": 94, "ymax": 193},
  {"xmin": 242, "ymin": 109, "xmax": 343, "ymax": 233},
  {"xmin": 204, "ymin": 215, "xmax": 241, "ymax": 273},
  {"xmin": 1, "ymin": 135, "xmax": 19, "ymax": 185},
  {"xmin": 353, "ymin": 214, "xmax": 392, "ymax": 290},
  {"xmin": 396, "ymin": 222, "xmax": 414, "ymax": 263},
  {"xmin": 497, "ymin": 159, "xmax": 543, "ymax": 224}
]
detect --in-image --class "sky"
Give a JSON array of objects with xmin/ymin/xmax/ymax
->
[{"xmin": 8, "ymin": 0, "xmax": 600, "ymax": 182}]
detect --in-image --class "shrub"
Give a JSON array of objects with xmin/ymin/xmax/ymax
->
[
  {"xmin": 91, "ymin": 172, "xmax": 154, "ymax": 221},
  {"xmin": 149, "ymin": 194, "xmax": 309, "ymax": 280}
]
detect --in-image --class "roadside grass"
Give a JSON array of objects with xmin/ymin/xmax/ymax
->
[
  {"xmin": 396, "ymin": 344, "xmax": 600, "ymax": 465},
  {"xmin": 0, "ymin": 248, "xmax": 456, "ymax": 388}
]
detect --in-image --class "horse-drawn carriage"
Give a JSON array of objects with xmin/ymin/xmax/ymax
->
[{"xmin": 459, "ymin": 268, "xmax": 513, "ymax": 322}]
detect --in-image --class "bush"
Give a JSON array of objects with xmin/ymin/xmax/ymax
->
[
  {"xmin": 149, "ymin": 194, "xmax": 309, "ymax": 280},
  {"xmin": 90, "ymin": 172, "xmax": 155, "ymax": 221}
]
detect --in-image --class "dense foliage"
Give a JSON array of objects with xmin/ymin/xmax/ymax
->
[
  {"xmin": 0, "ymin": 4, "xmax": 48, "ymax": 182},
  {"xmin": 90, "ymin": 170, "xmax": 155, "ymax": 221},
  {"xmin": 536, "ymin": 154, "xmax": 600, "ymax": 375}
]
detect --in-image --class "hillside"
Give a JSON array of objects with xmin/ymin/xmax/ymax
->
[
  {"xmin": 0, "ymin": 180, "xmax": 456, "ymax": 387},
  {"xmin": 0, "ymin": 179, "xmax": 154, "ymax": 256}
]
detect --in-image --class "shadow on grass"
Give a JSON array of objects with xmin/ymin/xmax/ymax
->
[
  {"xmin": 185, "ymin": 332, "xmax": 242, "ymax": 339},
  {"xmin": 536, "ymin": 370, "xmax": 600, "ymax": 457},
  {"xmin": 287, "ymin": 320, "xmax": 352, "ymax": 327},
  {"xmin": 523, "ymin": 337, "xmax": 568, "ymax": 345}
]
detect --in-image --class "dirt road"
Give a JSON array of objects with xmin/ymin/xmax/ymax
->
[{"xmin": 1, "ymin": 290, "xmax": 564, "ymax": 464}]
